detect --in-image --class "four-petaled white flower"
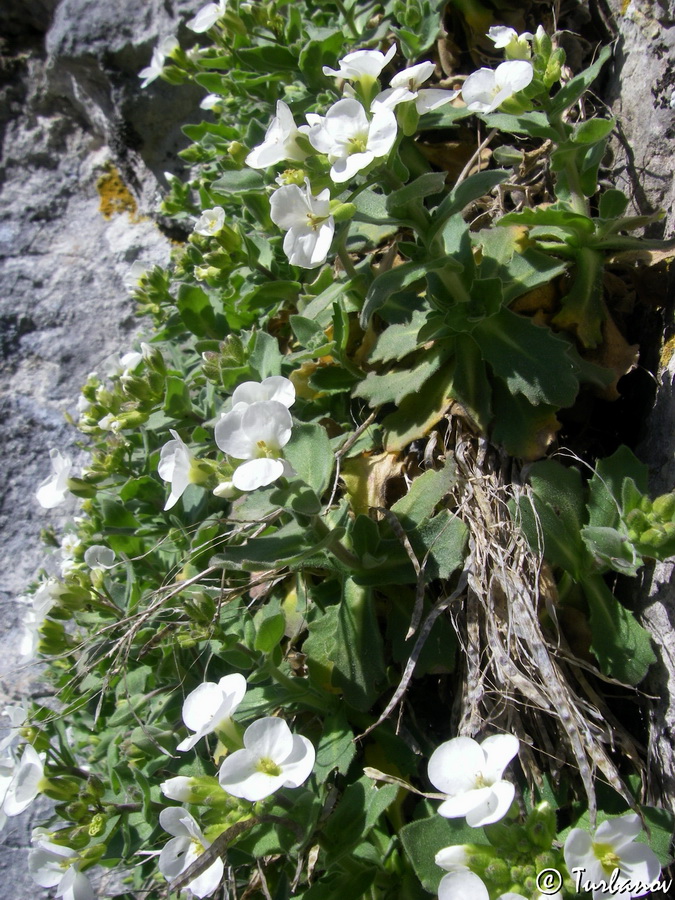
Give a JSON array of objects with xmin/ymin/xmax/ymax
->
[
  {"xmin": 177, "ymin": 673, "xmax": 247, "ymax": 752},
  {"xmin": 200, "ymin": 94, "xmax": 223, "ymax": 111},
  {"xmin": 307, "ymin": 98, "xmax": 398, "ymax": 183},
  {"xmin": 374, "ymin": 61, "xmax": 459, "ymax": 114},
  {"xmin": 4, "ymin": 744, "xmax": 45, "ymax": 817},
  {"xmin": 83, "ymin": 545, "xmax": 116, "ymax": 570},
  {"xmin": 323, "ymin": 45, "xmax": 397, "ymax": 85},
  {"xmin": 194, "ymin": 207, "xmax": 225, "ymax": 237},
  {"xmin": 487, "ymin": 25, "xmax": 534, "ymax": 59},
  {"xmin": 231, "ymin": 375, "xmax": 295, "ymax": 410},
  {"xmin": 159, "ymin": 807, "xmax": 224, "ymax": 899},
  {"xmin": 218, "ymin": 717, "xmax": 315, "ymax": 801},
  {"xmin": 563, "ymin": 813, "xmax": 661, "ymax": 900},
  {"xmin": 158, "ymin": 430, "xmax": 197, "ymax": 511},
  {"xmin": 36, "ymin": 449, "xmax": 73, "ymax": 509},
  {"xmin": 246, "ymin": 100, "xmax": 307, "ymax": 169},
  {"xmin": 427, "ymin": 733, "xmax": 519, "ymax": 827},
  {"xmin": 139, "ymin": 36, "xmax": 179, "ymax": 89},
  {"xmin": 215, "ymin": 400, "xmax": 294, "ymax": 492},
  {"xmin": 270, "ymin": 180, "xmax": 335, "ymax": 268},
  {"xmin": 187, "ymin": 0, "xmax": 227, "ymax": 33},
  {"xmin": 28, "ymin": 840, "xmax": 95, "ymax": 900},
  {"xmin": 438, "ymin": 869, "xmax": 489, "ymax": 900},
  {"xmin": 461, "ymin": 60, "xmax": 534, "ymax": 113}
]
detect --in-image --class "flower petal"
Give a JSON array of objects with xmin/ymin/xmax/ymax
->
[
  {"xmin": 232, "ymin": 458, "xmax": 285, "ymax": 491},
  {"xmin": 563, "ymin": 827, "xmax": 594, "ymax": 872},
  {"xmin": 616, "ymin": 842, "xmax": 662, "ymax": 884},
  {"xmin": 438, "ymin": 870, "xmax": 490, "ymax": 900},
  {"xmin": 56, "ymin": 867, "xmax": 95, "ymax": 900},
  {"xmin": 465, "ymin": 780, "xmax": 514, "ymax": 826},
  {"xmin": 437, "ymin": 786, "xmax": 494, "ymax": 819},
  {"xmin": 594, "ymin": 813, "xmax": 642, "ymax": 849},
  {"xmin": 188, "ymin": 856, "xmax": 224, "ymax": 898},
  {"xmin": 427, "ymin": 736, "xmax": 485, "ymax": 795},
  {"xmin": 280, "ymin": 734, "xmax": 315, "ymax": 787},
  {"xmin": 245, "ymin": 716, "xmax": 294, "ymax": 759},
  {"xmin": 215, "ymin": 404, "xmax": 255, "ymax": 459},
  {"xmin": 481, "ymin": 733, "xmax": 519, "ymax": 781}
]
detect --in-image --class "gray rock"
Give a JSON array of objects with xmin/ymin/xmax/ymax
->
[{"xmin": 0, "ymin": 0, "xmax": 201, "ymax": 892}]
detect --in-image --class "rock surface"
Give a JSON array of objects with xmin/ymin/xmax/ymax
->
[
  {"xmin": 0, "ymin": 0, "xmax": 200, "ymax": 890},
  {"xmin": 604, "ymin": 0, "xmax": 675, "ymax": 807},
  {"xmin": 1, "ymin": 0, "xmax": 675, "ymax": 894}
]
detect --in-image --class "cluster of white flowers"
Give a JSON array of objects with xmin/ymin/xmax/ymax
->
[
  {"xmin": 28, "ymin": 837, "xmax": 95, "ymax": 900},
  {"xmin": 19, "ymin": 579, "xmax": 62, "ymax": 660},
  {"xmin": 158, "ymin": 675, "xmax": 315, "ymax": 897}
]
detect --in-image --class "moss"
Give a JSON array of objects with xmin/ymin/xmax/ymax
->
[{"xmin": 96, "ymin": 165, "xmax": 138, "ymax": 220}]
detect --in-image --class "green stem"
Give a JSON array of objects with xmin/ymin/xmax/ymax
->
[
  {"xmin": 312, "ymin": 514, "xmax": 363, "ymax": 570},
  {"xmin": 334, "ymin": 0, "xmax": 360, "ymax": 39},
  {"xmin": 264, "ymin": 661, "xmax": 331, "ymax": 712}
]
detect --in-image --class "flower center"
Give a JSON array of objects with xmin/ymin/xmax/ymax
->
[
  {"xmin": 255, "ymin": 439, "xmax": 279, "ymax": 458},
  {"xmin": 306, "ymin": 212, "xmax": 327, "ymax": 231},
  {"xmin": 594, "ymin": 842, "xmax": 621, "ymax": 874},
  {"xmin": 473, "ymin": 772, "xmax": 493, "ymax": 789},
  {"xmin": 190, "ymin": 838, "xmax": 205, "ymax": 857},
  {"xmin": 256, "ymin": 757, "xmax": 282, "ymax": 777},
  {"xmin": 347, "ymin": 136, "xmax": 367, "ymax": 154}
]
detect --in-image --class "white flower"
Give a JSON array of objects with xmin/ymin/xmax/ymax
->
[
  {"xmin": 139, "ymin": 36, "xmax": 179, "ymax": 89},
  {"xmin": 461, "ymin": 60, "xmax": 534, "ymax": 113},
  {"xmin": 487, "ymin": 26, "xmax": 534, "ymax": 59},
  {"xmin": 374, "ymin": 61, "xmax": 460, "ymax": 114},
  {"xmin": 29, "ymin": 841, "xmax": 95, "ymax": 900},
  {"xmin": 323, "ymin": 44, "xmax": 397, "ymax": 84},
  {"xmin": 83, "ymin": 545, "xmax": 116, "ymax": 570},
  {"xmin": 194, "ymin": 207, "xmax": 225, "ymax": 236},
  {"xmin": 270, "ymin": 180, "xmax": 335, "ymax": 268},
  {"xmin": 231, "ymin": 375, "xmax": 295, "ymax": 409},
  {"xmin": 435, "ymin": 845, "xmax": 470, "ymax": 870},
  {"xmin": 119, "ymin": 350, "xmax": 143, "ymax": 373},
  {"xmin": 215, "ymin": 400, "xmax": 294, "ymax": 491},
  {"xmin": 176, "ymin": 674, "xmax": 247, "ymax": 752},
  {"xmin": 438, "ymin": 869, "xmax": 489, "ymax": 900},
  {"xmin": 123, "ymin": 260, "xmax": 148, "ymax": 292},
  {"xmin": 200, "ymin": 93, "xmax": 223, "ymax": 111},
  {"xmin": 3, "ymin": 744, "xmax": 45, "ymax": 816},
  {"xmin": 36, "ymin": 449, "xmax": 73, "ymax": 509},
  {"xmin": 563, "ymin": 813, "xmax": 661, "ymax": 900},
  {"xmin": 218, "ymin": 717, "xmax": 315, "ymax": 801},
  {"xmin": 245, "ymin": 100, "xmax": 307, "ymax": 169},
  {"xmin": 0, "ymin": 705, "xmax": 26, "ymax": 755},
  {"xmin": 158, "ymin": 430, "xmax": 196, "ymax": 511},
  {"xmin": 427, "ymin": 733, "xmax": 519, "ymax": 827},
  {"xmin": 307, "ymin": 98, "xmax": 398, "ymax": 183},
  {"xmin": 187, "ymin": 0, "xmax": 227, "ymax": 33},
  {"xmin": 159, "ymin": 807, "xmax": 224, "ymax": 898}
]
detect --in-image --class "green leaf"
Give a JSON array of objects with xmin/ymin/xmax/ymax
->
[
  {"xmin": 499, "ymin": 205, "xmax": 594, "ymax": 238},
  {"xmin": 382, "ymin": 362, "xmax": 454, "ymax": 451},
  {"xmin": 587, "ymin": 445, "xmax": 649, "ymax": 529},
  {"xmin": 581, "ymin": 525, "xmax": 642, "ymax": 576},
  {"xmin": 331, "ymin": 579, "xmax": 386, "ymax": 710},
  {"xmin": 549, "ymin": 45, "xmax": 612, "ymax": 117},
  {"xmin": 476, "ymin": 309, "xmax": 579, "ymax": 407},
  {"xmin": 415, "ymin": 511, "xmax": 468, "ymax": 581},
  {"xmin": 391, "ymin": 461, "xmax": 457, "ymax": 528},
  {"xmin": 598, "ymin": 189, "xmax": 629, "ymax": 220},
  {"xmin": 313, "ymin": 710, "xmax": 357, "ymax": 783},
  {"xmin": 369, "ymin": 308, "xmax": 430, "ymax": 364},
  {"xmin": 290, "ymin": 315, "xmax": 325, "ymax": 347},
  {"xmin": 450, "ymin": 333, "xmax": 492, "ymax": 430},
  {"xmin": 400, "ymin": 814, "xmax": 490, "ymax": 893},
  {"xmin": 176, "ymin": 283, "xmax": 220, "ymax": 338},
  {"xmin": 235, "ymin": 44, "xmax": 298, "ymax": 73},
  {"xmin": 583, "ymin": 574, "xmax": 656, "ymax": 684},
  {"xmin": 477, "ymin": 111, "xmax": 559, "ymax": 141},
  {"xmin": 323, "ymin": 775, "xmax": 398, "ymax": 860},
  {"xmin": 430, "ymin": 170, "xmax": 509, "ymax": 240},
  {"xmin": 210, "ymin": 168, "xmax": 265, "ymax": 194},
  {"xmin": 386, "ymin": 172, "xmax": 447, "ymax": 214},
  {"xmin": 283, "ymin": 423, "xmax": 334, "ymax": 495},
  {"xmin": 163, "ymin": 376, "xmax": 192, "ymax": 418},
  {"xmin": 359, "ymin": 258, "xmax": 452, "ymax": 327},
  {"xmin": 572, "ymin": 117, "xmax": 615, "ymax": 144},
  {"xmin": 352, "ymin": 189, "xmax": 398, "ymax": 225},
  {"xmin": 210, "ymin": 519, "xmax": 337, "ymax": 571},
  {"xmin": 354, "ymin": 345, "xmax": 449, "ymax": 406},
  {"xmin": 254, "ymin": 613, "xmax": 286, "ymax": 653},
  {"xmin": 248, "ymin": 330, "xmax": 282, "ymax": 378},
  {"xmin": 512, "ymin": 460, "xmax": 588, "ymax": 577}
]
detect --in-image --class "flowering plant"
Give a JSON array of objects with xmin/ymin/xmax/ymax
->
[{"xmin": 19, "ymin": 3, "xmax": 675, "ymax": 900}]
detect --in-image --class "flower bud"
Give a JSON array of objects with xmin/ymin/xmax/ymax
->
[
  {"xmin": 525, "ymin": 801, "xmax": 556, "ymax": 850},
  {"xmin": 652, "ymin": 492, "xmax": 675, "ymax": 521},
  {"xmin": 228, "ymin": 141, "xmax": 248, "ymax": 165},
  {"xmin": 160, "ymin": 775, "xmax": 234, "ymax": 808}
]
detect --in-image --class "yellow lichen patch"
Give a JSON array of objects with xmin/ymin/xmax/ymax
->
[
  {"xmin": 96, "ymin": 165, "xmax": 138, "ymax": 220},
  {"xmin": 660, "ymin": 334, "xmax": 675, "ymax": 368}
]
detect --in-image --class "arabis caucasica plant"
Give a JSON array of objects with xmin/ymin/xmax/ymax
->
[
  {"xmin": 176, "ymin": 674, "xmax": 247, "ymax": 752},
  {"xmin": 269, "ymin": 180, "xmax": 335, "ymax": 268},
  {"xmin": 158, "ymin": 807, "xmax": 223, "ymax": 898},
  {"xmin": 35, "ymin": 449, "xmax": 73, "ymax": 509},
  {"xmin": 218, "ymin": 717, "xmax": 315, "ymax": 801},
  {"xmin": 564, "ymin": 814, "xmax": 662, "ymax": 899},
  {"xmin": 428, "ymin": 734, "xmax": 519, "ymax": 826}
]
